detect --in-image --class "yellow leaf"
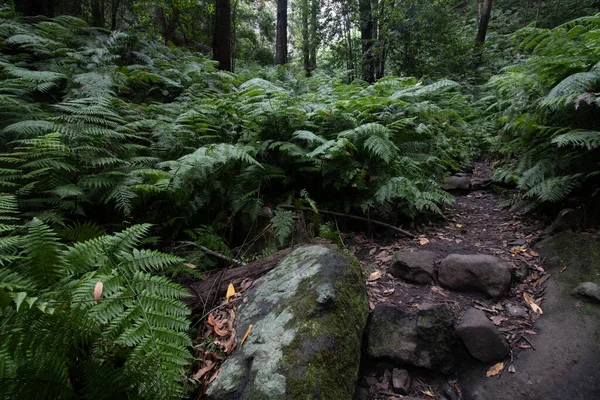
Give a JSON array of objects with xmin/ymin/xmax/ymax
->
[
  {"xmin": 93, "ymin": 281, "xmax": 103, "ymax": 300},
  {"xmin": 486, "ymin": 362, "xmax": 504, "ymax": 377},
  {"xmin": 456, "ymin": 224, "xmax": 463, "ymax": 228},
  {"xmin": 184, "ymin": 263, "xmax": 197, "ymax": 269},
  {"xmin": 368, "ymin": 270, "xmax": 382, "ymax": 281},
  {"xmin": 523, "ymin": 292, "xmax": 543, "ymax": 315},
  {"xmin": 225, "ymin": 283, "xmax": 236, "ymax": 302},
  {"xmin": 241, "ymin": 324, "xmax": 253, "ymax": 345}
]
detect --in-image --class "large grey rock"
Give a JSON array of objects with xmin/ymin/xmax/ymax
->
[
  {"xmin": 438, "ymin": 254, "xmax": 511, "ymax": 298},
  {"xmin": 390, "ymin": 249, "xmax": 437, "ymax": 284},
  {"xmin": 443, "ymin": 175, "xmax": 471, "ymax": 190},
  {"xmin": 572, "ymin": 282, "xmax": 600, "ymax": 303},
  {"xmin": 206, "ymin": 245, "xmax": 368, "ymax": 400},
  {"xmin": 455, "ymin": 308, "xmax": 509, "ymax": 363},
  {"xmin": 366, "ymin": 303, "xmax": 455, "ymax": 372}
]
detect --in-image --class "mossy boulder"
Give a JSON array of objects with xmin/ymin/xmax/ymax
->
[
  {"xmin": 536, "ymin": 232, "xmax": 600, "ymax": 290},
  {"xmin": 205, "ymin": 245, "xmax": 368, "ymax": 400}
]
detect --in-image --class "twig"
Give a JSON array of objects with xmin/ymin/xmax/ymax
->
[
  {"xmin": 278, "ymin": 205, "xmax": 415, "ymax": 238},
  {"xmin": 48, "ymin": 295, "xmax": 137, "ymax": 304},
  {"xmin": 521, "ymin": 335, "xmax": 536, "ymax": 351},
  {"xmin": 176, "ymin": 241, "xmax": 247, "ymax": 266}
]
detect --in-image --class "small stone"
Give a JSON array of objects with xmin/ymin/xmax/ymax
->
[
  {"xmin": 390, "ymin": 249, "xmax": 437, "ymax": 284},
  {"xmin": 571, "ymin": 282, "xmax": 600, "ymax": 303},
  {"xmin": 438, "ymin": 254, "xmax": 511, "ymax": 298},
  {"xmin": 439, "ymin": 381, "xmax": 459, "ymax": 400},
  {"xmin": 504, "ymin": 303, "xmax": 528, "ymax": 317},
  {"xmin": 392, "ymin": 369, "xmax": 411, "ymax": 394},
  {"xmin": 443, "ymin": 175, "xmax": 471, "ymax": 190},
  {"xmin": 456, "ymin": 308, "xmax": 510, "ymax": 363}
]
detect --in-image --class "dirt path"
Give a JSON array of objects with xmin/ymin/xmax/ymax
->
[{"xmin": 348, "ymin": 163, "xmax": 600, "ymax": 399}]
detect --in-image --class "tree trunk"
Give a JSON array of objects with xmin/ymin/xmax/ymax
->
[
  {"xmin": 309, "ymin": 0, "xmax": 318, "ymax": 72},
  {"xmin": 231, "ymin": 0, "xmax": 239, "ymax": 72},
  {"xmin": 275, "ymin": 0, "xmax": 288, "ymax": 64},
  {"xmin": 301, "ymin": 0, "xmax": 311, "ymax": 76},
  {"xmin": 359, "ymin": 0, "xmax": 375, "ymax": 83},
  {"xmin": 475, "ymin": 0, "xmax": 493, "ymax": 45},
  {"xmin": 91, "ymin": 0, "xmax": 105, "ymax": 27},
  {"xmin": 214, "ymin": 0, "xmax": 232, "ymax": 71},
  {"xmin": 110, "ymin": 0, "xmax": 121, "ymax": 30}
]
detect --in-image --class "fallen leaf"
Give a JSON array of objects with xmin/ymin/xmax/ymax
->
[
  {"xmin": 509, "ymin": 365, "xmax": 516, "ymax": 373},
  {"xmin": 225, "ymin": 283, "xmax": 236, "ymax": 302},
  {"xmin": 93, "ymin": 281, "xmax": 103, "ymax": 300},
  {"xmin": 368, "ymin": 270, "xmax": 382, "ymax": 281},
  {"xmin": 369, "ymin": 247, "xmax": 377, "ymax": 256},
  {"xmin": 519, "ymin": 344, "xmax": 532, "ymax": 349},
  {"xmin": 208, "ymin": 369, "xmax": 219, "ymax": 384},
  {"xmin": 243, "ymin": 296, "xmax": 249, "ymax": 304},
  {"xmin": 369, "ymin": 301, "xmax": 376, "ymax": 311},
  {"xmin": 490, "ymin": 316, "xmax": 506, "ymax": 326},
  {"xmin": 184, "ymin": 263, "xmax": 197, "ymax": 269},
  {"xmin": 529, "ymin": 250, "xmax": 539, "ymax": 257},
  {"xmin": 419, "ymin": 237, "xmax": 430, "ymax": 246},
  {"xmin": 486, "ymin": 362, "xmax": 504, "ymax": 377},
  {"xmin": 192, "ymin": 361, "xmax": 215, "ymax": 380},
  {"xmin": 524, "ymin": 330, "xmax": 537, "ymax": 335},
  {"xmin": 456, "ymin": 224, "xmax": 463, "ymax": 228},
  {"xmin": 560, "ymin": 266, "xmax": 567, "ymax": 273},
  {"xmin": 240, "ymin": 278, "xmax": 253, "ymax": 291},
  {"xmin": 523, "ymin": 292, "xmax": 543, "ymax": 315},
  {"xmin": 421, "ymin": 389, "xmax": 436, "ymax": 398},
  {"xmin": 240, "ymin": 324, "xmax": 253, "ymax": 345}
]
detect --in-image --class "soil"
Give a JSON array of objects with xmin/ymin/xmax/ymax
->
[{"xmin": 347, "ymin": 162, "xmax": 600, "ymax": 400}]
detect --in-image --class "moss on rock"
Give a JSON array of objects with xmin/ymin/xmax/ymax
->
[{"xmin": 206, "ymin": 245, "xmax": 368, "ymax": 400}]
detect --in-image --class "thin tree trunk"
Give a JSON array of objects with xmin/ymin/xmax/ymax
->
[
  {"xmin": 110, "ymin": 0, "xmax": 121, "ymax": 30},
  {"xmin": 534, "ymin": 0, "xmax": 543, "ymax": 27},
  {"xmin": 343, "ymin": 9, "xmax": 355, "ymax": 81},
  {"xmin": 91, "ymin": 0, "xmax": 105, "ymax": 27},
  {"xmin": 275, "ymin": 0, "xmax": 288, "ymax": 65},
  {"xmin": 231, "ymin": 0, "xmax": 239, "ymax": 72},
  {"xmin": 374, "ymin": 0, "xmax": 386, "ymax": 80},
  {"xmin": 301, "ymin": 0, "xmax": 311, "ymax": 76},
  {"xmin": 475, "ymin": 0, "xmax": 493, "ymax": 45},
  {"xmin": 309, "ymin": 0, "xmax": 318, "ymax": 72},
  {"xmin": 359, "ymin": 0, "xmax": 375, "ymax": 83},
  {"xmin": 213, "ymin": 0, "xmax": 232, "ymax": 71}
]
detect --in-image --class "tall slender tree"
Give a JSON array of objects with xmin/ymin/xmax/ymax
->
[
  {"xmin": 276, "ymin": 0, "xmax": 288, "ymax": 64},
  {"xmin": 214, "ymin": 0, "xmax": 232, "ymax": 71},
  {"xmin": 359, "ymin": 0, "xmax": 375, "ymax": 82},
  {"xmin": 476, "ymin": 0, "xmax": 493, "ymax": 45}
]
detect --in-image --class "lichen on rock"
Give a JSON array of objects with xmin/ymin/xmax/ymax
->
[{"xmin": 206, "ymin": 245, "xmax": 368, "ymax": 400}]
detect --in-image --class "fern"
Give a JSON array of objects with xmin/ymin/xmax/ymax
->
[{"xmin": 271, "ymin": 208, "xmax": 294, "ymax": 245}]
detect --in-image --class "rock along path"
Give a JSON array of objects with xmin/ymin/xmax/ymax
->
[{"xmin": 348, "ymin": 162, "xmax": 600, "ymax": 400}]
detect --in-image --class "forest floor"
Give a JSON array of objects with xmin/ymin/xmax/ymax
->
[{"xmin": 348, "ymin": 162, "xmax": 600, "ymax": 400}]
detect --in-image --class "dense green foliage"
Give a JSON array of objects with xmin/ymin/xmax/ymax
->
[
  {"xmin": 490, "ymin": 14, "xmax": 600, "ymax": 211},
  {"xmin": 2, "ymin": 1, "xmax": 600, "ymax": 398}
]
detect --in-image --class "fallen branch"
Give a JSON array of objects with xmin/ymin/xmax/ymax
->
[
  {"xmin": 176, "ymin": 241, "xmax": 246, "ymax": 267},
  {"xmin": 278, "ymin": 205, "xmax": 415, "ymax": 238}
]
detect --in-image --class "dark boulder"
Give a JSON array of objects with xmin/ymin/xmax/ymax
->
[
  {"xmin": 455, "ymin": 308, "xmax": 509, "ymax": 363},
  {"xmin": 438, "ymin": 254, "xmax": 511, "ymax": 298},
  {"xmin": 390, "ymin": 249, "xmax": 437, "ymax": 284}
]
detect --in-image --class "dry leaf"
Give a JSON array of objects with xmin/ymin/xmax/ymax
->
[
  {"xmin": 418, "ymin": 237, "xmax": 430, "ymax": 246},
  {"xmin": 368, "ymin": 270, "xmax": 382, "ymax": 281},
  {"xmin": 421, "ymin": 389, "xmax": 436, "ymax": 398},
  {"xmin": 490, "ymin": 316, "xmax": 506, "ymax": 326},
  {"xmin": 523, "ymin": 292, "xmax": 543, "ymax": 315},
  {"xmin": 184, "ymin": 263, "xmax": 197, "ymax": 269},
  {"xmin": 93, "ymin": 281, "xmax": 103, "ymax": 300},
  {"xmin": 456, "ymin": 224, "xmax": 463, "ymax": 228},
  {"xmin": 192, "ymin": 361, "xmax": 215, "ymax": 380},
  {"xmin": 524, "ymin": 330, "xmax": 537, "ymax": 335},
  {"xmin": 225, "ymin": 283, "xmax": 236, "ymax": 302},
  {"xmin": 240, "ymin": 324, "xmax": 253, "ymax": 346},
  {"xmin": 486, "ymin": 362, "xmax": 504, "ymax": 377},
  {"xmin": 529, "ymin": 250, "xmax": 539, "ymax": 257},
  {"xmin": 240, "ymin": 278, "xmax": 253, "ymax": 291},
  {"xmin": 369, "ymin": 301, "xmax": 376, "ymax": 311},
  {"xmin": 560, "ymin": 266, "xmax": 567, "ymax": 273},
  {"xmin": 519, "ymin": 344, "xmax": 532, "ymax": 349},
  {"xmin": 509, "ymin": 365, "xmax": 516, "ymax": 373},
  {"xmin": 369, "ymin": 247, "xmax": 377, "ymax": 256}
]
